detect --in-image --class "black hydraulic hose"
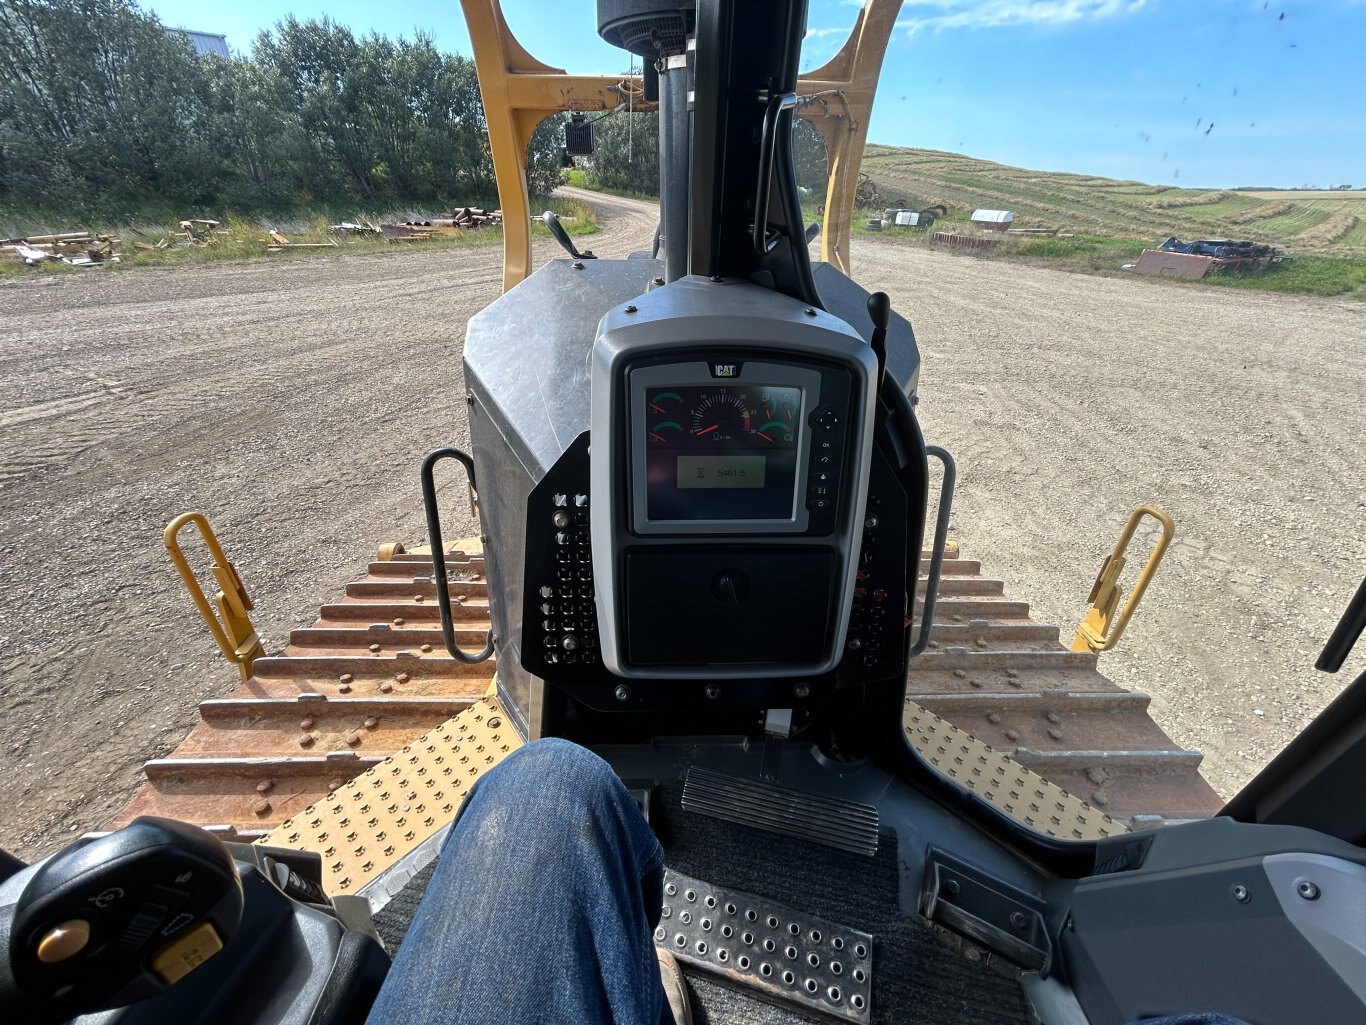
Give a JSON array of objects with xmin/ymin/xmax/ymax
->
[{"xmin": 420, "ymin": 447, "xmax": 495, "ymax": 664}]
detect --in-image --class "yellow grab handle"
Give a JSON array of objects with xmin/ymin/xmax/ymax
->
[
  {"xmin": 1072, "ymin": 506, "xmax": 1175, "ymax": 655},
  {"xmin": 164, "ymin": 512, "xmax": 264, "ymax": 681}
]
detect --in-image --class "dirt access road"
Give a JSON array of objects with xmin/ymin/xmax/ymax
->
[{"xmin": 1, "ymin": 188, "xmax": 1362, "ymax": 857}]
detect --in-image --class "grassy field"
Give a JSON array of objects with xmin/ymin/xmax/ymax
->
[
  {"xmin": 857, "ymin": 145, "xmax": 1366, "ymax": 299},
  {"xmin": 1, "ymin": 197, "xmax": 597, "ymax": 279},
  {"xmin": 861, "ymin": 145, "xmax": 1366, "ymax": 257}
]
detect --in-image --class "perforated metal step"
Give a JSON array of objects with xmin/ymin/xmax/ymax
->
[{"xmin": 656, "ymin": 869, "xmax": 874, "ymax": 1023}]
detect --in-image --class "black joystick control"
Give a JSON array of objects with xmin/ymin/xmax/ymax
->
[
  {"xmin": 867, "ymin": 291, "xmax": 891, "ymax": 378},
  {"xmin": 2, "ymin": 816, "xmax": 243, "ymax": 1019}
]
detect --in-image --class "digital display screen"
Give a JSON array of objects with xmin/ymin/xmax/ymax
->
[
  {"xmin": 644, "ymin": 384, "xmax": 802, "ymax": 521},
  {"xmin": 677, "ymin": 455, "xmax": 766, "ymax": 489}
]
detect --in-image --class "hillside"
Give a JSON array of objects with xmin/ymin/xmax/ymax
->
[{"xmin": 861, "ymin": 145, "xmax": 1366, "ymax": 256}]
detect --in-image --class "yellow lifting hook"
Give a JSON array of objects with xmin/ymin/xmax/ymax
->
[
  {"xmin": 164, "ymin": 512, "xmax": 265, "ymax": 681},
  {"xmin": 1072, "ymin": 506, "xmax": 1175, "ymax": 655}
]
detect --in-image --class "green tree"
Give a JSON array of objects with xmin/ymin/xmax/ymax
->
[
  {"xmin": 584, "ymin": 111, "xmax": 659, "ymax": 195},
  {"xmin": 526, "ymin": 112, "xmax": 569, "ymax": 198},
  {"xmin": 0, "ymin": 0, "xmax": 217, "ymax": 205}
]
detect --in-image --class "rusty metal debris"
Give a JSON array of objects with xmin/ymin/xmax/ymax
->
[
  {"xmin": 931, "ymin": 231, "xmax": 1003, "ymax": 251},
  {"xmin": 380, "ymin": 207, "xmax": 504, "ymax": 243}
]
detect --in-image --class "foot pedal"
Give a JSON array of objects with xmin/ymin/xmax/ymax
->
[
  {"xmin": 656, "ymin": 869, "xmax": 874, "ymax": 1023},
  {"xmin": 682, "ymin": 767, "xmax": 880, "ymax": 857}
]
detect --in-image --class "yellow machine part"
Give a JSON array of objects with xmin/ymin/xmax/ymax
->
[
  {"xmin": 459, "ymin": 0, "xmax": 903, "ymax": 291},
  {"xmin": 1072, "ymin": 506, "xmax": 1175, "ymax": 654}
]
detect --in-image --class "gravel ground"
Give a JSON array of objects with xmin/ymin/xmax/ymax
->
[{"xmin": 1, "ymin": 190, "xmax": 1361, "ymax": 858}]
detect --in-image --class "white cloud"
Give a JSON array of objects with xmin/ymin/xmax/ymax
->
[
  {"xmin": 806, "ymin": 25, "xmax": 856, "ymax": 38},
  {"xmin": 894, "ymin": 0, "xmax": 1149, "ymax": 34}
]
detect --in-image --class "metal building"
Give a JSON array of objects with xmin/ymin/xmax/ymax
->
[{"xmin": 167, "ymin": 28, "xmax": 230, "ymax": 57}]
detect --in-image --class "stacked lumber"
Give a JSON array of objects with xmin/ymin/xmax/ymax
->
[
  {"xmin": 263, "ymin": 229, "xmax": 338, "ymax": 252},
  {"xmin": 2, "ymin": 231, "xmax": 121, "ymax": 267},
  {"xmin": 180, "ymin": 219, "xmax": 225, "ymax": 246}
]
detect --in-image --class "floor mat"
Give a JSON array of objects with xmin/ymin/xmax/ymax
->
[
  {"xmin": 654, "ymin": 792, "xmax": 1035, "ymax": 1025},
  {"xmin": 371, "ymin": 789, "xmax": 1037, "ymax": 1025}
]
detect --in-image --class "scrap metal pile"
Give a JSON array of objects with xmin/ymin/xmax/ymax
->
[
  {"xmin": 1160, "ymin": 236, "xmax": 1279, "ymax": 265},
  {"xmin": 1133, "ymin": 236, "xmax": 1282, "ymax": 278},
  {"xmin": 380, "ymin": 207, "xmax": 503, "ymax": 242}
]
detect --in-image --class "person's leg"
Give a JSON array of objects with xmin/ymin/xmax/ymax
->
[{"xmin": 365, "ymin": 738, "xmax": 668, "ymax": 1025}]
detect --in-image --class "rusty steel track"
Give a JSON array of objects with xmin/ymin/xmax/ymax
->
[{"xmin": 113, "ymin": 543, "xmax": 1220, "ymax": 842}]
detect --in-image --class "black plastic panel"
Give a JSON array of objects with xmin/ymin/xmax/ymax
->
[
  {"xmin": 624, "ymin": 548, "xmax": 835, "ymax": 666},
  {"xmin": 840, "ymin": 445, "xmax": 910, "ymax": 683},
  {"xmin": 522, "ymin": 434, "xmax": 604, "ymax": 686}
]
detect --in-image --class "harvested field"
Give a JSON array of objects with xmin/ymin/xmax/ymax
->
[
  {"xmin": 863, "ymin": 145, "xmax": 1366, "ymax": 253},
  {"xmin": 1297, "ymin": 210, "xmax": 1361, "ymax": 247},
  {"xmin": 0, "ymin": 188, "xmax": 1362, "ymax": 859}
]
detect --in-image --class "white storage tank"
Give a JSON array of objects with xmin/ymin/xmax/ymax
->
[{"xmin": 970, "ymin": 209, "xmax": 1015, "ymax": 231}]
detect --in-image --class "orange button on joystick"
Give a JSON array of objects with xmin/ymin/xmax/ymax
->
[{"xmin": 36, "ymin": 920, "xmax": 92, "ymax": 963}]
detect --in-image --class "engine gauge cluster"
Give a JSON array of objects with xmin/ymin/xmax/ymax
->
[
  {"xmin": 645, "ymin": 386, "xmax": 799, "ymax": 447},
  {"xmin": 641, "ymin": 383, "xmax": 804, "ymax": 520}
]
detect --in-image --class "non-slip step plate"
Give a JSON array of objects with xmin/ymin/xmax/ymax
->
[
  {"xmin": 656, "ymin": 869, "xmax": 874, "ymax": 1023},
  {"xmin": 682, "ymin": 766, "xmax": 880, "ymax": 857}
]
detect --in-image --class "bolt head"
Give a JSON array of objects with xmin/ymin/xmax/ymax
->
[
  {"xmin": 704, "ymin": 684, "xmax": 721, "ymax": 700},
  {"xmin": 1296, "ymin": 880, "xmax": 1320, "ymax": 901},
  {"xmin": 256, "ymin": 780, "xmax": 273, "ymax": 794},
  {"xmin": 624, "ymin": 304, "xmax": 638, "ymax": 314},
  {"xmin": 1232, "ymin": 884, "xmax": 1251, "ymax": 904},
  {"xmin": 794, "ymin": 683, "xmax": 811, "ymax": 699},
  {"xmin": 804, "ymin": 307, "xmax": 817, "ymax": 317},
  {"xmin": 614, "ymin": 684, "xmax": 631, "ymax": 702},
  {"xmin": 253, "ymin": 799, "xmax": 272, "ymax": 816}
]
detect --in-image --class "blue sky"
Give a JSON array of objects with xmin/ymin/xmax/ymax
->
[{"xmin": 144, "ymin": 1, "xmax": 1365, "ymax": 189}]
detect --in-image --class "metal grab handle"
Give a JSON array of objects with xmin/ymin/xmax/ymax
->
[
  {"xmin": 910, "ymin": 446, "xmax": 957, "ymax": 659},
  {"xmin": 1317, "ymin": 577, "xmax": 1366, "ymax": 673},
  {"xmin": 1071, "ymin": 506, "xmax": 1175, "ymax": 654},
  {"xmin": 752, "ymin": 91, "xmax": 799, "ymax": 255},
  {"xmin": 164, "ymin": 512, "xmax": 265, "ymax": 681},
  {"xmin": 420, "ymin": 447, "xmax": 495, "ymax": 664}
]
